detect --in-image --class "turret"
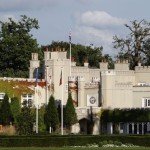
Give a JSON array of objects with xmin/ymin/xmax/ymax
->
[
  {"xmin": 29, "ymin": 53, "xmax": 40, "ymax": 78},
  {"xmin": 99, "ymin": 61, "xmax": 108, "ymax": 70}
]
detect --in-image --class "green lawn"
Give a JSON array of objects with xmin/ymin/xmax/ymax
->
[{"xmin": 0, "ymin": 147, "xmax": 149, "ymax": 150}]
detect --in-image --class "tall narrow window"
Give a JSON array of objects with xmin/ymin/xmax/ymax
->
[{"xmin": 142, "ymin": 98, "xmax": 150, "ymax": 108}]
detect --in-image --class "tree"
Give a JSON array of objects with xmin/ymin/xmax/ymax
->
[
  {"xmin": 42, "ymin": 41, "xmax": 103, "ymax": 67},
  {"xmin": 113, "ymin": 20, "xmax": 150, "ymax": 69},
  {"xmin": 38, "ymin": 105, "xmax": 46, "ymax": 132},
  {"xmin": 16, "ymin": 101, "xmax": 34, "ymax": 135},
  {"xmin": 44, "ymin": 95, "xmax": 59, "ymax": 132},
  {"xmin": 64, "ymin": 93, "xmax": 78, "ymax": 131},
  {"xmin": 10, "ymin": 97, "xmax": 21, "ymax": 124},
  {"xmin": 0, "ymin": 94, "xmax": 13, "ymax": 125},
  {"xmin": 0, "ymin": 15, "xmax": 43, "ymax": 77}
]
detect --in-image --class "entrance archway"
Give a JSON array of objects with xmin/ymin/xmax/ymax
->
[{"xmin": 79, "ymin": 118, "xmax": 94, "ymax": 134}]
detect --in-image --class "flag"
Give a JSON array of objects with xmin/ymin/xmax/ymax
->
[
  {"xmin": 69, "ymin": 31, "xmax": 71, "ymax": 44},
  {"xmin": 59, "ymin": 70, "xmax": 62, "ymax": 86},
  {"xmin": 35, "ymin": 67, "xmax": 38, "ymax": 87}
]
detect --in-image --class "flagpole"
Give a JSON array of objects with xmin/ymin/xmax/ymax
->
[
  {"xmin": 36, "ymin": 89, "xmax": 38, "ymax": 134},
  {"xmin": 45, "ymin": 66, "xmax": 49, "ymax": 104},
  {"xmin": 61, "ymin": 67, "xmax": 64, "ymax": 135},
  {"xmin": 35, "ymin": 67, "xmax": 39, "ymax": 134},
  {"xmin": 69, "ymin": 31, "xmax": 71, "ymax": 77}
]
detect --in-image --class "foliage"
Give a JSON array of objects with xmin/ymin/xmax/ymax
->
[
  {"xmin": 16, "ymin": 102, "xmax": 34, "ymax": 135},
  {"xmin": 64, "ymin": 93, "xmax": 78, "ymax": 130},
  {"xmin": 0, "ymin": 94, "xmax": 13, "ymax": 125},
  {"xmin": 43, "ymin": 41, "xmax": 114, "ymax": 68},
  {"xmin": 44, "ymin": 95, "xmax": 59, "ymax": 132},
  {"xmin": 0, "ymin": 15, "xmax": 43, "ymax": 77},
  {"xmin": 101, "ymin": 108, "xmax": 150, "ymax": 123},
  {"xmin": 10, "ymin": 97, "xmax": 21, "ymax": 124},
  {"xmin": 0, "ymin": 135, "xmax": 149, "ymax": 147},
  {"xmin": 113, "ymin": 20, "xmax": 150, "ymax": 69}
]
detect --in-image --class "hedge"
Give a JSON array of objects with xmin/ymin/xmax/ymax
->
[
  {"xmin": 0, "ymin": 135, "xmax": 149, "ymax": 147},
  {"xmin": 101, "ymin": 108, "xmax": 150, "ymax": 122}
]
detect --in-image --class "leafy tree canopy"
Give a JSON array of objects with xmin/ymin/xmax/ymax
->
[
  {"xmin": 0, "ymin": 15, "xmax": 43, "ymax": 77},
  {"xmin": 113, "ymin": 20, "xmax": 150, "ymax": 69},
  {"xmin": 42, "ymin": 41, "xmax": 114, "ymax": 69}
]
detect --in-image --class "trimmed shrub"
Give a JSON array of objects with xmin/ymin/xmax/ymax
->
[{"xmin": 0, "ymin": 135, "xmax": 149, "ymax": 147}]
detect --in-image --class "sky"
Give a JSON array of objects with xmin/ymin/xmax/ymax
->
[{"xmin": 0, "ymin": 0, "xmax": 150, "ymax": 56}]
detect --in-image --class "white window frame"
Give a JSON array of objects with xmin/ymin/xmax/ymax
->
[
  {"xmin": 22, "ymin": 94, "xmax": 33, "ymax": 107},
  {"xmin": 0, "ymin": 93, "xmax": 5, "ymax": 100},
  {"xmin": 142, "ymin": 98, "xmax": 150, "ymax": 108}
]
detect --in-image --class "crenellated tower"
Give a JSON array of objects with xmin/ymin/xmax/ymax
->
[{"xmin": 29, "ymin": 53, "xmax": 40, "ymax": 78}]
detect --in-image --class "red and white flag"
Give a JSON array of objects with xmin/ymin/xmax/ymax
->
[{"xmin": 59, "ymin": 70, "xmax": 62, "ymax": 86}]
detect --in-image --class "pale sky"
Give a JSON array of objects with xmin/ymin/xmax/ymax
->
[{"xmin": 0, "ymin": 0, "xmax": 149, "ymax": 55}]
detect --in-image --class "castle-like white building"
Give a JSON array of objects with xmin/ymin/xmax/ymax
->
[{"xmin": 28, "ymin": 48, "xmax": 150, "ymax": 134}]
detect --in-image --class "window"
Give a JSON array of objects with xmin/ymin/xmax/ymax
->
[
  {"xmin": 0, "ymin": 93, "xmax": 5, "ymax": 100},
  {"xmin": 142, "ymin": 98, "xmax": 150, "ymax": 108},
  {"xmin": 22, "ymin": 94, "xmax": 33, "ymax": 107}
]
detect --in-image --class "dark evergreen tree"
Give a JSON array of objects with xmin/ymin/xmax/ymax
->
[
  {"xmin": 10, "ymin": 97, "xmax": 21, "ymax": 124},
  {"xmin": 64, "ymin": 93, "xmax": 78, "ymax": 131},
  {"xmin": 44, "ymin": 95, "xmax": 59, "ymax": 132},
  {"xmin": 16, "ymin": 101, "xmax": 34, "ymax": 135},
  {"xmin": 0, "ymin": 94, "xmax": 13, "ymax": 125}
]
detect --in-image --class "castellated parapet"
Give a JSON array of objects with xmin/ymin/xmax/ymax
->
[
  {"xmin": 135, "ymin": 65, "xmax": 150, "ymax": 72},
  {"xmin": 85, "ymin": 82, "xmax": 99, "ymax": 89},
  {"xmin": 99, "ymin": 62, "xmax": 108, "ymax": 70},
  {"xmin": 68, "ymin": 76, "xmax": 77, "ymax": 82},
  {"xmin": 101, "ymin": 70, "xmax": 116, "ymax": 76},
  {"xmin": 44, "ymin": 48, "xmax": 67, "ymax": 61},
  {"xmin": 84, "ymin": 62, "xmax": 89, "ymax": 67},
  {"xmin": 31, "ymin": 53, "xmax": 38, "ymax": 60},
  {"xmin": 115, "ymin": 59, "xmax": 129, "ymax": 70},
  {"xmin": 44, "ymin": 50, "xmax": 50, "ymax": 61},
  {"xmin": 77, "ymin": 76, "xmax": 85, "ymax": 81}
]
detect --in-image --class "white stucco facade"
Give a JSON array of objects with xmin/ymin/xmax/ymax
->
[{"xmin": 28, "ymin": 50, "xmax": 150, "ymax": 134}]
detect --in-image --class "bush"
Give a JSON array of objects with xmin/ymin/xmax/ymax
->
[
  {"xmin": 113, "ymin": 141, "xmax": 122, "ymax": 146},
  {"xmin": 0, "ymin": 135, "xmax": 149, "ymax": 147}
]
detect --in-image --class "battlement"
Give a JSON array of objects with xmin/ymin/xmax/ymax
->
[
  {"xmin": 77, "ymin": 76, "xmax": 85, "ymax": 81},
  {"xmin": 115, "ymin": 81, "xmax": 133, "ymax": 88},
  {"xmin": 115, "ymin": 59, "xmax": 128, "ymax": 64},
  {"xmin": 135, "ymin": 65, "xmax": 150, "ymax": 72},
  {"xmin": 68, "ymin": 76, "xmax": 77, "ymax": 81},
  {"xmin": 99, "ymin": 62, "xmax": 108, "ymax": 70},
  {"xmin": 101, "ymin": 70, "xmax": 116, "ymax": 76},
  {"xmin": 31, "ymin": 53, "xmax": 38, "ymax": 60},
  {"xmin": 115, "ymin": 59, "xmax": 129, "ymax": 70},
  {"xmin": 84, "ymin": 82, "xmax": 99, "ymax": 89},
  {"xmin": 92, "ymin": 77, "xmax": 100, "ymax": 82},
  {"xmin": 50, "ymin": 51, "xmax": 67, "ymax": 60}
]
